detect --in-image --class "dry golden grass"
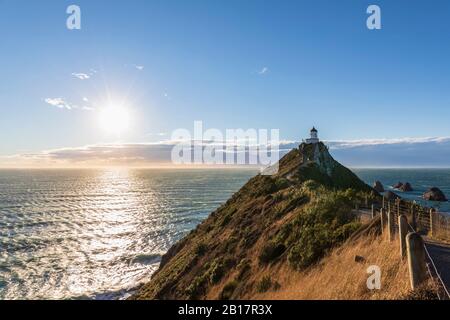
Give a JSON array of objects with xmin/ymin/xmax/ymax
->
[{"xmin": 253, "ymin": 233, "xmax": 413, "ymax": 300}]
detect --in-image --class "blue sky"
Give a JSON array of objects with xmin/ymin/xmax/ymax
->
[{"xmin": 1, "ymin": 0, "xmax": 450, "ymax": 167}]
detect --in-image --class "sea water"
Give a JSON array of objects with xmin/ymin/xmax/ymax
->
[
  {"xmin": 0, "ymin": 169, "xmax": 256, "ymax": 300},
  {"xmin": 0, "ymin": 168, "xmax": 449, "ymax": 300}
]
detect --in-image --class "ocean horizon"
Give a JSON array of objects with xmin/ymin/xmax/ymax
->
[{"xmin": 1, "ymin": 167, "xmax": 449, "ymax": 300}]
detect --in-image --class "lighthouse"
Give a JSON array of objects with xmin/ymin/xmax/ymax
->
[{"xmin": 305, "ymin": 127, "xmax": 319, "ymax": 144}]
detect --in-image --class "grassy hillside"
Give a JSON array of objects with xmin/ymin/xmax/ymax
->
[{"xmin": 132, "ymin": 143, "xmax": 380, "ymax": 300}]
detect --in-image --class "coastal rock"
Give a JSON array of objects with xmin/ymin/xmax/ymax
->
[
  {"xmin": 393, "ymin": 182, "xmax": 404, "ymax": 189},
  {"xmin": 399, "ymin": 182, "xmax": 413, "ymax": 192},
  {"xmin": 373, "ymin": 181, "xmax": 385, "ymax": 193},
  {"xmin": 423, "ymin": 187, "xmax": 448, "ymax": 202},
  {"xmin": 385, "ymin": 191, "xmax": 400, "ymax": 201}
]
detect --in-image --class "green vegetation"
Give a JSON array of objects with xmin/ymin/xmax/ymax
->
[
  {"xmin": 256, "ymin": 276, "xmax": 273, "ymax": 293},
  {"xmin": 284, "ymin": 188, "xmax": 363, "ymax": 269},
  {"xmin": 186, "ymin": 274, "xmax": 208, "ymax": 299},
  {"xmin": 259, "ymin": 242, "xmax": 286, "ymax": 264},
  {"xmin": 220, "ymin": 280, "xmax": 238, "ymax": 300},
  {"xmin": 194, "ymin": 243, "xmax": 208, "ymax": 256},
  {"xmin": 209, "ymin": 260, "xmax": 225, "ymax": 284}
]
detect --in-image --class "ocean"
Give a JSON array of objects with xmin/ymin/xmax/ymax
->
[
  {"xmin": 353, "ymin": 168, "xmax": 450, "ymax": 213},
  {"xmin": 0, "ymin": 168, "xmax": 449, "ymax": 300},
  {"xmin": 0, "ymin": 169, "xmax": 256, "ymax": 300}
]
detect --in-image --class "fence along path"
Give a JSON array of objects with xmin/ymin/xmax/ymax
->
[{"xmin": 375, "ymin": 197, "xmax": 450, "ymax": 299}]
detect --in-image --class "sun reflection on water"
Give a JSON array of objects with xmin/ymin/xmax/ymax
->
[{"xmin": 0, "ymin": 168, "xmax": 257, "ymax": 299}]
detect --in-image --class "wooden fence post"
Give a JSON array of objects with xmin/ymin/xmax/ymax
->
[
  {"xmin": 382, "ymin": 196, "xmax": 385, "ymax": 210},
  {"xmin": 371, "ymin": 204, "xmax": 375, "ymax": 219},
  {"xmin": 411, "ymin": 203, "xmax": 417, "ymax": 231},
  {"xmin": 387, "ymin": 209, "xmax": 395, "ymax": 241},
  {"xmin": 406, "ymin": 232, "xmax": 427, "ymax": 290},
  {"xmin": 429, "ymin": 209, "xmax": 434, "ymax": 237},
  {"xmin": 380, "ymin": 208, "xmax": 385, "ymax": 234},
  {"xmin": 397, "ymin": 199, "xmax": 400, "ymax": 217},
  {"xmin": 399, "ymin": 215, "xmax": 408, "ymax": 258}
]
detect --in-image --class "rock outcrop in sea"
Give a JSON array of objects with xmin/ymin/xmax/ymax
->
[
  {"xmin": 393, "ymin": 182, "xmax": 403, "ymax": 189},
  {"xmin": 373, "ymin": 181, "xmax": 385, "ymax": 193},
  {"xmin": 399, "ymin": 182, "xmax": 413, "ymax": 192},
  {"xmin": 385, "ymin": 190, "xmax": 401, "ymax": 201},
  {"xmin": 423, "ymin": 187, "xmax": 448, "ymax": 202}
]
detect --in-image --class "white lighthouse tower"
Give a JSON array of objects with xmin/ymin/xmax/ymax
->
[{"xmin": 305, "ymin": 127, "xmax": 319, "ymax": 144}]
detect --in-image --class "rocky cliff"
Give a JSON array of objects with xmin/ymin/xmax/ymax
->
[{"xmin": 132, "ymin": 142, "xmax": 377, "ymax": 300}]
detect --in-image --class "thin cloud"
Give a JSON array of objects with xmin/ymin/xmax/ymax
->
[
  {"xmin": 327, "ymin": 137, "xmax": 450, "ymax": 149},
  {"xmin": 135, "ymin": 65, "xmax": 144, "ymax": 71},
  {"xmin": 45, "ymin": 97, "xmax": 94, "ymax": 111},
  {"xmin": 71, "ymin": 73, "xmax": 90, "ymax": 80},
  {"xmin": 258, "ymin": 67, "xmax": 269, "ymax": 75},
  {"xmin": 45, "ymin": 98, "xmax": 74, "ymax": 110}
]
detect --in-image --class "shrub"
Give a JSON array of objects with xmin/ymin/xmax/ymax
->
[
  {"xmin": 256, "ymin": 276, "xmax": 272, "ymax": 293},
  {"xmin": 186, "ymin": 275, "xmax": 208, "ymax": 299},
  {"xmin": 220, "ymin": 280, "xmax": 238, "ymax": 300},
  {"xmin": 274, "ymin": 178, "xmax": 290, "ymax": 191},
  {"xmin": 287, "ymin": 225, "xmax": 332, "ymax": 269},
  {"xmin": 302, "ymin": 179, "xmax": 320, "ymax": 191},
  {"xmin": 195, "ymin": 243, "xmax": 208, "ymax": 256},
  {"xmin": 284, "ymin": 189, "xmax": 361, "ymax": 270},
  {"xmin": 236, "ymin": 259, "xmax": 251, "ymax": 280},
  {"xmin": 259, "ymin": 242, "xmax": 286, "ymax": 264},
  {"xmin": 220, "ymin": 214, "xmax": 232, "ymax": 227},
  {"xmin": 333, "ymin": 221, "xmax": 362, "ymax": 242},
  {"xmin": 209, "ymin": 260, "xmax": 225, "ymax": 284}
]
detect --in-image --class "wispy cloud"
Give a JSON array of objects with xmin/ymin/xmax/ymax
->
[
  {"xmin": 71, "ymin": 73, "xmax": 91, "ymax": 80},
  {"xmin": 44, "ymin": 97, "xmax": 94, "ymax": 111},
  {"xmin": 327, "ymin": 137, "xmax": 450, "ymax": 149},
  {"xmin": 134, "ymin": 65, "xmax": 144, "ymax": 71},
  {"xmin": 258, "ymin": 67, "xmax": 269, "ymax": 75},
  {"xmin": 45, "ymin": 98, "xmax": 74, "ymax": 110}
]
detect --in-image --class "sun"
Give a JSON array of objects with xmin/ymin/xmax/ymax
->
[{"xmin": 99, "ymin": 105, "xmax": 130, "ymax": 135}]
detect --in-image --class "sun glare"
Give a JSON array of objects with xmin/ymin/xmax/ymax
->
[{"xmin": 99, "ymin": 106, "xmax": 130, "ymax": 135}]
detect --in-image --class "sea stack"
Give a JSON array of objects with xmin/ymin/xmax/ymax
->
[
  {"xmin": 393, "ymin": 182, "xmax": 403, "ymax": 189},
  {"xmin": 399, "ymin": 182, "xmax": 413, "ymax": 192},
  {"xmin": 423, "ymin": 187, "xmax": 448, "ymax": 202},
  {"xmin": 373, "ymin": 181, "xmax": 385, "ymax": 193},
  {"xmin": 385, "ymin": 191, "xmax": 400, "ymax": 201}
]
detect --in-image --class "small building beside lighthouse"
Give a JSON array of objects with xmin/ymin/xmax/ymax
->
[{"xmin": 305, "ymin": 127, "xmax": 319, "ymax": 144}]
